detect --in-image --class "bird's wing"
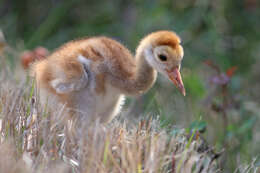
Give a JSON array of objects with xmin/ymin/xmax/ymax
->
[
  {"xmin": 50, "ymin": 73, "xmax": 88, "ymax": 94},
  {"xmin": 49, "ymin": 55, "xmax": 90, "ymax": 94}
]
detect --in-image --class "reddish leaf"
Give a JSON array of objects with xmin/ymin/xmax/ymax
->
[
  {"xmin": 20, "ymin": 51, "xmax": 35, "ymax": 69},
  {"xmin": 203, "ymin": 60, "xmax": 220, "ymax": 73},
  {"xmin": 34, "ymin": 46, "xmax": 49, "ymax": 60},
  {"xmin": 226, "ymin": 66, "xmax": 237, "ymax": 77},
  {"xmin": 20, "ymin": 46, "xmax": 49, "ymax": 69}
]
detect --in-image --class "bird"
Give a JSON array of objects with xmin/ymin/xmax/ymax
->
[{"xmin": 30, "ymin": 30, "xmax": 185, "ymax": 123}]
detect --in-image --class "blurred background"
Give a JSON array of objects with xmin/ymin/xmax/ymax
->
[{"xmin": 0, "ymin": 0, "xmax": 260, "ymax": 172}]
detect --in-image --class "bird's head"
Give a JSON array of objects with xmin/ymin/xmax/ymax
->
[{"xmin": 137, "ymin": 30, "xmax": 185, "ymax": 96}]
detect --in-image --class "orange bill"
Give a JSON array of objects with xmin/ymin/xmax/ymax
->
[{"xmin": 166, "ymin": 68, "xmax": 186, "ymax": 96}]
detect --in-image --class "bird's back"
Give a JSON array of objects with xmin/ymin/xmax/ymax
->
[{"xmin": 46, "ymin": 37, "xmax": 136, "ymax": 79}]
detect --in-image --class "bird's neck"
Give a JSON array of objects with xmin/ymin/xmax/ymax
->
[{"xmin": 113, "ymin": 48, "xmax": 157, "ymax": 96}]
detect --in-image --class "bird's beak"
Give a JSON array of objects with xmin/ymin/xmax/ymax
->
[{"xmin": 166, "ymin": 67, "xmax": 186, "ymax": 96}]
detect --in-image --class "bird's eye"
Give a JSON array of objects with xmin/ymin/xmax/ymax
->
[{"xmin": 158, "ymin": 54, "xmax": 167, "ymax": 61}]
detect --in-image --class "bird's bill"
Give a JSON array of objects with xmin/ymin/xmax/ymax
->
[{"xmin": 166, "ymin": 68, "xmax": 186, "ymax": 96}]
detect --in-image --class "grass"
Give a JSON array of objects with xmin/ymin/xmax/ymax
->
[{"xmin": 0, "ymin": 80, "xmax": 219, "ymax": 172}]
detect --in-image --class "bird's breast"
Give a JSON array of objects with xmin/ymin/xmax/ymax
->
[{"xmin": 73, "ymin": 83, "xmax": 124, "ymax": 122}]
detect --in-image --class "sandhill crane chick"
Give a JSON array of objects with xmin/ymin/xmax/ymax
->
[{"xmin": 31, "ymin": 31, "xmax": 185, "ymax": 123}]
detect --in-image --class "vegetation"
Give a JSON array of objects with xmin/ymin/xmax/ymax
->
[
  {"xmin": 0, "ymin": 0, "xmax": 260, "ymax": 172},
  {"xmin": 0, "ymin": 75, "xmax": 220, "ymax": 172}
]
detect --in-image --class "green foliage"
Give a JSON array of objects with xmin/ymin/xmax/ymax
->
[
  {"xmin": 189, "ymin": 120, "xmax": 207, "ymax": 133},
  {"xmin": 183, "ymin": 73, "xmax": 205, "ymax": 99}
]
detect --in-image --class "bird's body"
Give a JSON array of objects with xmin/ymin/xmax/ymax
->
[{"xmin": 32, "ymin": 31, "xmax": 185, "ymax": 123}]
